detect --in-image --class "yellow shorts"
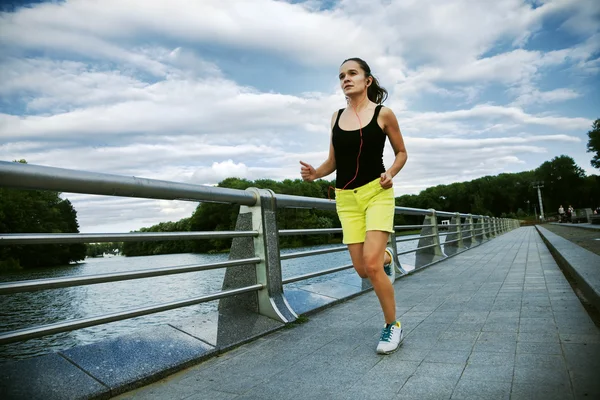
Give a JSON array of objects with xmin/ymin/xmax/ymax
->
[{"xmin": 335, "ymin": 178, "xmax": 395, "ymax": 244}]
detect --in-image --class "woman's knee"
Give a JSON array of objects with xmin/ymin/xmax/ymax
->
[{"xmin": 363, "ymin": 254, "xmax": 382, "ymax": 277}]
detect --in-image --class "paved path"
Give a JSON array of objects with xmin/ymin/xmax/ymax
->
[{"xmin": 115, "ymin": 227, "xmax": 600, "ymax": 400}]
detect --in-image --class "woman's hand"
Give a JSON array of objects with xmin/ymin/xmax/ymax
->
[
  {"xmin": 380, "ymin": 171, "xmax": 393, "ymax": 189},
  {"xmin": 300, "ymin": 161, "xmax": 317, "ymax": 182}
]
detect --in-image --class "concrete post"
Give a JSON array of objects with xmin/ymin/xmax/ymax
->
[
  {"xmin": 415, "ymin": 210, "xmax": 445, "ymax": 268},
  {"xmin": 468, "ymin": 215, "xmax": 480, "ymax": 246},
  {"xmin": 460, "ymin": 214, "xmax": 471, "ymax": 248},
  {"xmin": 485, "ymin": 217, "xmax": 493, "ymax": 238},
  {"xmin": 443, "ymin": 212, "xmax": 465, "ymax": 256},
  {"xmin": 479, "ymin": 216, "xmax": 488, "ymax": 241},
  {"xmin": 387, "ymin": 232, "xmax": 405, "ymax": 277},
  {"xmin": 219, "ymin": 188, "xmax": 297, "ymax": 324}
]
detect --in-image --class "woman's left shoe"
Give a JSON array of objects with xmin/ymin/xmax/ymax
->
[{"xmin": 383, "ymin": 247, "xmax": 396, "ymax": 283}]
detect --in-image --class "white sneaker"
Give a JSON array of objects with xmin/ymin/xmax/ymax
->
[
  {"xmin": 376, "ymin": 320, "xmax": 403, "ymax": 354},
  {"xmin": 383, "ymin": 247, "xmax": 396, "ymax": 283}
]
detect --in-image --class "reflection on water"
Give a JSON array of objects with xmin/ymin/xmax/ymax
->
[{"xmin": 0, "ymin": 236, "xmax": 421, "ymax": 362}]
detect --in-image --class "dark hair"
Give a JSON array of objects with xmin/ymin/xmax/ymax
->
[{"xmin": 342, "ymin": 57, "xmax": 388, "ymax": 104}]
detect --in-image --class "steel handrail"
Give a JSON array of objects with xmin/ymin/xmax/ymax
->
[
  {"xmin": 0, "ymin": 161, "xmax": 257, "ymax": 206},
  {"xmin": 396, "ymin": 234, "xmax": 431, "ymax": 244},
  {"xmin": 0, "ymin": 161, "xmax": 489, "ymax": 219},
  {"xmin": 280, "ymin": 245, "xmax": 347, "ymax": 260},
  {"xmin": 394, "ymin": 224, "xmax": 431, "ymax": 230},
  {"xmin": 0, "ymin": 258, "xmax": 260, "ymax": 295},
  {"xmin": 279, "ymin": 228, "xmax": 342, "ymax": 236},
  {"xmin": 397, "ymin": 243, "xmax": 438, "ymax": 256},
  {"xmin": 444, "ymin": 238, "xmax": 462, "ymax": 244},
  {"xmin": 0, "ymin": 231, "xmax": 258, "ymax": 245}
]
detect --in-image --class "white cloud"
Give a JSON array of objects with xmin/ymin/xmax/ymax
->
[
  {"xmin": 0, "ymin": 0, "xmax": 597, "ymax": 232},
  {"xmin": 0, "ymin": 0, "xmax": 381, "ymax": 68},
  {"xmin": 511, "ymin": 87, "xmax": 581, "ymax": 106}
]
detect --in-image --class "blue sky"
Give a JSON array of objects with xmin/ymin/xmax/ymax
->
[{"xmin": 0, "ymin": 0, "xmax": 598, "ymax": 232}]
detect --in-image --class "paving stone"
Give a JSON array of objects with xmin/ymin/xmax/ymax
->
[
  {"xmin": 517, "ymin": 332, "xmax": 559, "ymax": 343},
  {"xmin": 561, "ymin": 342, "xmax": 600, "ymax": 372},
  {"xmin": 433, "ymin": 339, "xmax": 476, "ymax": 352},
  {"xmin": 472, "ymin": 340, "xmax": 517, "ymax": 353},
  {"xmin": 414, "ymin": 362, "xmax": 465, "ymax": 381},
  {"xmin": 513, "ymin": 354, "xmax": 570, "ymax": 389},
  {"xmin": 478, "ymin": 332, "xmax": 517, "ymax": 342},
  {"xmin": 510, "ymin": 383, "xmax": 574, "ymax": 400},
  {"xmin": 518, "ymin": 317, "xmax": 558, "ymax": 333},
  {"xmin": 467, "ymin": 351, "xmax": 515, "ymax": 366},
  {"xmin": 569, "ymin": 370, "xmax": 600, "ymax": 400},
  {"xmin": 460, "ymin": 363, "xmax": 513, "ymax": 382},
  {"xmin": 516, "ymin": 341, "xmax": 562, "ymax": 355},
  {"xmin": 424, "ymin": 349, "xmax": 471, "ymax": 364},
  {"xmin": 481, "ymin": 321, "xmax": 519, "ymax": 332},
  {"xmin": 447, "ymin": 322, "xmax": 485, "ymax": 332},
  {"xmin": 396, "ymin": 375, "xmax": 456, "ymax": 400},
  {"xmin": 451, "ymin": 379, "xmax": 511, "ymax": 399},
  {"xmin": 0, "ymin": 353, "xmax": 110, "ymax": 400}
]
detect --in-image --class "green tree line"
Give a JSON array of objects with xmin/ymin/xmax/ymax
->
[
  {"xmin": 0, "ymin": 161, "xmax": 86, "ymax": 270},
  {"xmin": 2, "ymin": 146, "xmax": 599, "ymax": 265},
  {"xmin": 396, "ymin": 155, "xmax": 599, "ymax": 225},
  {"xmin": 122, "ymin": 178, "xmax": 345, "ymax": 256},
  {"xmin": 123, "ymin": 154, "xmax": 599, "ymax": 256}
]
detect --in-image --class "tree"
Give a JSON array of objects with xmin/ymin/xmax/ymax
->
[
  {"xmin": 587, "ymin": 118, "xmax": 600, "ymax": 169},
  {"xmin": 535, "ymin": 155, "xmax": 586, "ymax": 211},
  {"xmin": 0, "ymin": 161, "xmax": 86, "ymax": 269}
]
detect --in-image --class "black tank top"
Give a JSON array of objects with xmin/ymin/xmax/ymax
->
[{"xmin": 332, "ymin": 105, "xmax": 386, "ymax": 189}]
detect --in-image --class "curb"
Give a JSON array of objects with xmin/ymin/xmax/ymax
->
[{"xmin": 536, "ymin": 225, "xmax": 600, "ymax": 312}]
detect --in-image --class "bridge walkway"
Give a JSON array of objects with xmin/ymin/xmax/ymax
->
[{"xmin": 115, "ymin": 227, "xmax": 600, "ymax": 400}]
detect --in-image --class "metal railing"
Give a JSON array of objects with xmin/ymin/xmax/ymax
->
[{"xmin": 0, "ymin": 161, "xmax": 519, "ymax": 346}]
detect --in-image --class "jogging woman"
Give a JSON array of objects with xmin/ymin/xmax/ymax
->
[{"xmin": 300, "ymin": 58, "xmax": 408, "ymax": 354}]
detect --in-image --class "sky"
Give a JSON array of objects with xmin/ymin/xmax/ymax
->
[{"xmin": 0, "ymin": 0, "xmax": 599, "ymax": 233}]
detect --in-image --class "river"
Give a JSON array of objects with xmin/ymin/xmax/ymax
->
[{"xmin": 0, "ymin": 237, "xmax": 423, "ymax": 363}]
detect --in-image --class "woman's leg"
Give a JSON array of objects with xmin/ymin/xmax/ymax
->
[
  {"xmin": 347, "ymin": 231, "xmax": 395, "ymax": 324},
  {"xmin": 347, "ymin": 241, "xmax": 392, "ymax": 278}
]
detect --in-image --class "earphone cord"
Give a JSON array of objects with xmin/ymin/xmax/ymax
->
[{"xmin": 327, "ymin": 97, "xmax": 366, "ymax": 201}]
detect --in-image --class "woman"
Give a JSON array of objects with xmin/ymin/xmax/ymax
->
[{"xmin": 300, "ymin": 58, "xmax": 408, "ymax": 354}]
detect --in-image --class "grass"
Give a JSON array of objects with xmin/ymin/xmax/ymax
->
[{"xmin": 283, "ymin": 315, "xmax": 310, "ymax": 329}]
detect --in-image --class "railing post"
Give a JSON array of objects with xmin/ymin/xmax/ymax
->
[
  {"xmin": 462, "ymin": 214, "xmax": 473, "ymax": 248},
  {"xmin": 219, "ymin": 188, "xmax": 297, "ymax": 323},
  {"xmin": 443, "ymin": 212, "xmax": 465, "ymax": 256},
  {"xmin": 415, "ymin": 209, "xmax": 445, "ymax": 268},
  {"xmin": 492, "ymin": 217, "xmax": 499, "ymax": 236},
  {"xmin": 479, "ymin": 216, "xmax": 488, "ymax": 241},
  {"xmin": 468, "ymin": 214, "xmax": 480, "ymax": 246}
]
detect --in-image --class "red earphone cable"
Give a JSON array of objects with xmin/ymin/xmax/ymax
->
[{"xmin": 328, "ymin": 104, "xmax": 365, "ymax": 200}]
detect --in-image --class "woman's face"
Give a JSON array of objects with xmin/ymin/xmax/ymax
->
[{"xmin": 339, "ymin": 60, "xmax": 369, "ymax": 96}]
